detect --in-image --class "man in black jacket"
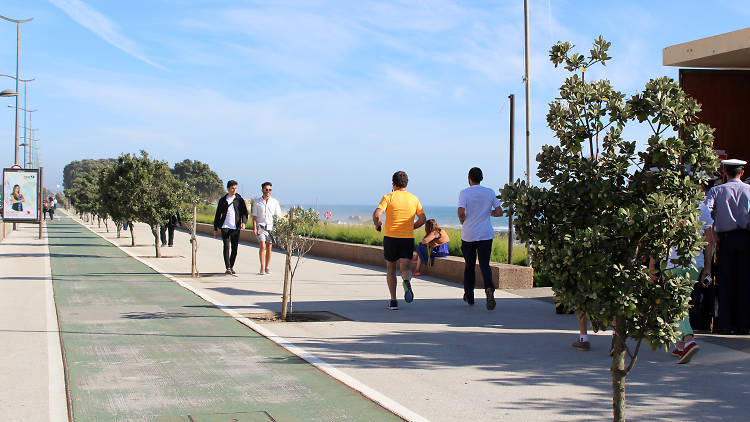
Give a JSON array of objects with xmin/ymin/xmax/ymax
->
[
  {"xmin": 160, "ymin": 207, "xmax": 182, "ymax": 247},
  {"xmin": 213, "ymin": 180, "xmax": 249, "ymax": 275}
]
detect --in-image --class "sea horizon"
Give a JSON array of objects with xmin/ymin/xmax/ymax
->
[{"xmin": 282, "ymin": 203, "xmax": 511, "ymax": 232}]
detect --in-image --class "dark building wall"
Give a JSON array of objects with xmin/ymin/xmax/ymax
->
[{"xmin": 679, "ymin": 69, "xmax": 750, "ymax": 164}]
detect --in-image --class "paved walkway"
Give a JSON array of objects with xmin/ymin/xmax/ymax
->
[
  {"xmin": 3, "ymin": 210, "xmax": 750, "ymax": 421},
  {"xmin": 44, "ymin": 214, "xmax": 401, "ymax": 421},
  {"xmin": 0, "ymin": 222, "xmax": 66, "ymax": 422}
]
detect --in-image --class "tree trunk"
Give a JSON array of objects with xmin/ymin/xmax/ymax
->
[
  {"xmin": 151, "ymin": 225, "xmax": 161, "ymax": 258},
  {"xmin": 116, "ymin": 222, "xmax": 122, "ymax": 238},
  {"xmin": 130, "ymin": 224, "xmax": 135, "ymax": 246},
  {"xmin": 611, "ymin": 314, "xmax": 627, "ymax": 422},
  {"xmin": 97, "ymin": 216, "xmax": 101, "ymax": 228},
  {"xmin": 281, "ymin": 210, "xmax": 294, "ymax": 320},
  {"xmin": 104, "ymin": 218, "xmax": 109, "ymax": 232},
  {"xmin": 281, "ymin": 251, "xmax": 292, "ymax": 320}
]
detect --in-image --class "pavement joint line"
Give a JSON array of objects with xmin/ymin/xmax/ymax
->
[
  {"xmin": 68, "ymin": 213, "xmax": 429, "ymax": 422},
  {"xmin": 39, "ymin": 221, "xmax": 69, "ymax": 422}
]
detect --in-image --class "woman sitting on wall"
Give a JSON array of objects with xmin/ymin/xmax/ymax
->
[{"xmin": 413, "ymin": 219, "xmax": 450, "ymax": 276}]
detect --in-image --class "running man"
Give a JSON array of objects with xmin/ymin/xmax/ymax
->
[{"xmin": 373, "ymin": 171, "xmax": 426, "ymax": 310}]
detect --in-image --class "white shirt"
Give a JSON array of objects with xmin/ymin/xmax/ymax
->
[
  {"xmin": 458, "ymin": 185, "xmax": 501, "ymax": 242},
  {"xmin": 221, "ymin": 195, "xmax": 237, "ymax": 229},
  {"xmin": 253, "ymin": 196, "xmax": 282, "ymax": 231}
]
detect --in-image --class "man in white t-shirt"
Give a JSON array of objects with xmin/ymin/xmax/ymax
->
[
  {"xmin": 458, "ymin": 167, "xmax": 503, "ymax": 310},
  {"xmin": 253, "ymin": 181, "xmax": 282, "ymax": 275}
]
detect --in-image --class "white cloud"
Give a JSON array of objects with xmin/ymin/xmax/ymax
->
[
  {"xmin": 384, "ymin": 66, "xmax": 433, "ymax": 94},
  {"xmin": 48, "ymin": 0, "xmax": 166, "ymax": 70}
]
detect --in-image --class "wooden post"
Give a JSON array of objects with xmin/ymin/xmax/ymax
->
[
  {"xmin": 281, "ymin": 209, "xmax": 294, "ymax": 320},
  {"xmin": 191, "ymin": 202, "xmax": 198, "ymax": 277}
]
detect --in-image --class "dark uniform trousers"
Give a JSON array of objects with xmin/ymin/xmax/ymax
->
[{"xmin": 716, "ymin": 229, "xmax": 750, "ymax": 333}]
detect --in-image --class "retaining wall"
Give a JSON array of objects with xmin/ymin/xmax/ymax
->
[{"xmin": 189, "ymin": 222, "xmax": 533, "ymax": 289}]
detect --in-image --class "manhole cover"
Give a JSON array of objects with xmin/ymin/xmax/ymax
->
[
  {"xmin": 156, "ymin": 410, "xmax": 276, "ymax": 421},
  {"xmin": 243, "ymin": 311, "xmax": 351, "ymax": 323}
]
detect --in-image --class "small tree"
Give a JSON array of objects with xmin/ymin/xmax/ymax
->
[
  {"xmin": 273, "ymin": 206, "xmax": 319, "ymax": 320},
  {"xmin": 501, "ymin": 37, "xmax": 717, "ymax": 422},
  {"xmin": 107, "ymin": 151, "xmax": 187, "ymax": 256}
]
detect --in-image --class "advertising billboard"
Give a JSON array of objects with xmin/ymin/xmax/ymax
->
[{"xmin": 2, "ymin": 168, "xmax": 41, "ymax": 222}]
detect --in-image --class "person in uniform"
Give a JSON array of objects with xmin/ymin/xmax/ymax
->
[{"xmin": 705, "ymin": 159, "xmax": 750, "ymax": 334}]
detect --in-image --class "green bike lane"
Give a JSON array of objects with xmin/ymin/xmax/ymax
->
[{"xmin": 48, "ymin": 216, "xmax": 403, "ymax": 422}]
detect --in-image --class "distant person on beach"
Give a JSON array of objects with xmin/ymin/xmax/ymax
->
[
  {"xmin": 458, "ymin": 167, "xmax": 503, "ymax": 310},
  {"xmin": 213, "ymin": 180, "xmax": 249, "ymax": 276},
  {"xmin": 10, "ymin": 185, "xmax": 24, "ymax": 211},
  {"xmin": 373, "ymin": 171, "xmax": 426, "ymax": 310},
  {"xmin": 413, "ymin": 219, "xmax": 450, "ymax": 276},
  {"xmin": 252, "ymin": 181, "xmax": 282, "ymax": 275}
]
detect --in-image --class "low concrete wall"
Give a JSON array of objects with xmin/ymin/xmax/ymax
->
[{"xmin": 189, "ymin": 222, "xmax": 533, "ymax": 289}]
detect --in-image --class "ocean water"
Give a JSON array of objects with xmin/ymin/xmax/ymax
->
[{"xmin": 285, "ymin": 203, "xmax": 511, "ymax": 232}]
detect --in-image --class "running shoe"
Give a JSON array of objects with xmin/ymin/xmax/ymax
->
[
  {"xmin": 671, "ymin": 348, "xmax": 683, "ymax": 358},
  {"xmin": 463, "ymin": 293, "xmax": 475, "ymax": 306},
  {"xmin": 388, "ymin": 300, "xmax": 398, "ymax": 310},
  {"xmin": 225, "ymin": 269, "xmax": 232, "ymax": 275},
  {"xmin": 403, "ymin": 280, "xmax": 414, "ymax": 303},
  {"xmin": 485, "ymin": 288, "xmax": 496, "ymax": 310},
  {"xmin": 571, "ymin": 340, "xmax": 591, "ymax": 351},
  {"xmin": 230, "ymin": 268, "xmax": 237, "ymax": 276},
  {"xmin": 677, "ymin": 342, "xmax": 699, "ymax": 364}
]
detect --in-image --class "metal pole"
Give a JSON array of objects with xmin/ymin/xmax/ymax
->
[
  {"xmin": 523, "ymin": 0, "xmax": 532, "ymax": 266},
  {"xmin": 14, "ymin": 23, "xmax": 20, "ymax": 165},
  {"xmin": 508, "ymin": 94, "xmax": 515, "ymax": 265},
  {"xmin": 22, "ymin": 80, "xmax": 27, "ymax": 167},
  {"xmin": 0, "ymin": 15, "xmax": 33, "ymax": 164}
]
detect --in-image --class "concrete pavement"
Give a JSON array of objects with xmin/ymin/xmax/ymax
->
[
  {"xmin": 0, "ymin": 222, "xmax": 67, "ymax": 422},
  {"xmin": 72, "ymin": 212, "xmax": 750, "ymax": 421}
]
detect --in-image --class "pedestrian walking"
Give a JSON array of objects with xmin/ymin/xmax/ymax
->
[
  {"xmin": 252, "ymin": 182, "xmax": 282, "ymax": 275},
  {"xmin": 47, "ymin": 196, "xmax": 56, "ymax": 221},
  {"xmin": 213, "ymin": 180, "xmax": 249, "ymax": 276},
  {"xmin": 457, "ymin": 167, "xmax": 503, "ymax": 310},
  {"xmin": 160, "ymin": 207, "xmax": 182, "ymax": 247},
  {"xmin": 42, "ymin": 199, "xmax": 48, "ymax": 221},
  {"xmin": 372, "ymin": 171, "xmax": 426, "ymax": 310},
  {"xmin": 705, "ymin": 159, "xmax": 750, "ymax": 334}
]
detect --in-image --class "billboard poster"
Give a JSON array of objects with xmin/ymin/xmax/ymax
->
[{"xmin": 2, "ymin": 168, "xmax": 41, "ymax": 222}]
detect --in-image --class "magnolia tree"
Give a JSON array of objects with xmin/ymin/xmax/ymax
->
[
  {"xmin": 273, "ymin": 206, "xmax": 319, "ymax": 320},
  {"xmin": 501, "ymin": 37, "xmax": 717, "ymax": 421}
]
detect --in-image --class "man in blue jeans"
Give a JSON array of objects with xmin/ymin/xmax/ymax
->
[{"xmin": 458, "ymin": 167, "xmax": 504, "ymax": 310}]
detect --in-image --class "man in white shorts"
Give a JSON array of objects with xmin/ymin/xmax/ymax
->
[{"xmin": 253, "ymin": 181, "xmax": 282, "ymax": 275}]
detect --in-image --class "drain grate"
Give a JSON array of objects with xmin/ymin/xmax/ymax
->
[
  {"xmin": 243, "ymin": 310, "xmax": 351, "ymax": 323},
  {"xmin": 156, "ymin": 410, "xmax": 276, "ymax": 422}
]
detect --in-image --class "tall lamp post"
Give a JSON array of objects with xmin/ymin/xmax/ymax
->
[
  {"xmin": 8, "ymin": 105, "xmax": 38, "ymax": 168},
  {"xmin": 0, "ymin": 15, "xmax": 33, "ymax": 165}
]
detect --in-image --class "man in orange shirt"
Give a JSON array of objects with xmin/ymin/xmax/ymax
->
[{"xmin": 373, "ymin": 171, "xmax": 427, "ymax": 310}]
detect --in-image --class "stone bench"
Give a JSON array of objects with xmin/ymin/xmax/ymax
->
[{"xmin": 187, "ymin": 222, "xmax": 533, "ymax": 289}]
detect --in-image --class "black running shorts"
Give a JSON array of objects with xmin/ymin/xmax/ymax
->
[{"xmin": 383, "ymin": 236, "xmax": 414, "ymax": 262}]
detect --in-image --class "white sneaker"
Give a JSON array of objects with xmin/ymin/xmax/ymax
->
[
  {"xmin": 258, "ymin": 270, "xmax": 265, "ymax": 275},
  {"xmin": 264, "ymin": 269, "xmax": 271, "ymax": 274}
]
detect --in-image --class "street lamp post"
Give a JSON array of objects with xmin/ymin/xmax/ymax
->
[
  {"xmin": 0, "ymin": 15, "xmax": 33, "ymax": 165},
  {"xmin": 8, "ymin": 105, "xmax": 37, "ymax": 168}
]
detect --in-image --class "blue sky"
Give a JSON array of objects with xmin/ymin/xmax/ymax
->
[{"xmin": 0, "ymin": 1, "xmax": 748, "ymax": 205}]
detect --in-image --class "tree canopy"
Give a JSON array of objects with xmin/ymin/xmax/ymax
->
[
  {"xmin": 501, "ymin": 37, "xmax": 718, "ymax": 421},
  {"xmin": 171, "ymin": 159, "xmax": 224, "ymax": 203}
]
